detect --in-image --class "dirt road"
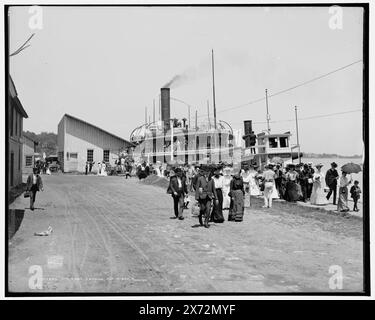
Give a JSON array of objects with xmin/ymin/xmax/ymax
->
[{"xmin": 8, "ymin": 174, "xmax": 363, "ymax": 293}]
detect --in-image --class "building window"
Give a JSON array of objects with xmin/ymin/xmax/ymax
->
[
  {"xmin": 69, "ymin": 152, "xmax": 78, "ymax": 159},
  {"xmin": 25, "ymin": 156, "xmax": 33, "ymax": 167},
  {"xmin": 10, "ymin": 107, "xmax": 13, "ymax": 136},
  {"xmin": 280, "ymin": 137, "xmax": 289, "ymax": 148},
  {"xmin": 269, "ymin": 137, "xmax": 278, "ymax": 148},
  {"xmin": 19, "ymin": 146, "xmax": 21, "ymax": 170},
  {"xmin": 15, "ymin": 113, "xmax": 18, "ymax": 137},
  {"xmin": 87, "ymin": 149, "xmax": 94, "ymax": 162},
  {"xmin": 19, "ymin": 116, "xmax": 22, "ymax": 137},
  {"xmin": 103, "ymin": 150, "xmax": 110, "ymax": 163},
  {"xmin": 10, "ymin": 152, "xmax": 14, "ymax": 186}
]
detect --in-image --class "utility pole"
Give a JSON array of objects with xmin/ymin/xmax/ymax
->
[
  {"xmin": 265, "ymin": 89, "xmax": 271, "ymax": 134},
  {"xmin": 170, "ymin": 119, "xmax": 174, "ymax": 161},
  {"xmin": 211, "ymin": 49, "xmax": 217, "ymax": 129},
  {"xmin": 188, "ymin": 105, "xmax": 191, "ymax": 129},
  {"xmin": 295, "ymin": 106, "xmax": 301, "ymax": 164},
  {"xmin": 153, "ymin": 99, "xmax": 155, "ymax": 123},
  {"xmin": 195, "ymin": 109, "xmax": 198, "ymax": 130},
  {"xmin": 145, "ymin": 107, "xmax": 147, "ymax": 125},
  {"xmin": 159, "ymin": 94, "xmax": 161, "ymax": 122},
  {"xmin": 207, "ymin": 100, "xmax": 211, "ymax": 129}
]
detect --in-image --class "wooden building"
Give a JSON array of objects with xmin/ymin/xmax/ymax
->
[
  {"xmin": 22, "ymin": 134, "xmax": 38, "ymax": 174},
  {"xmin": 57, "ymin": 114, "xmax": 133, "ymax": 173},
  {"xmin": 8, "ymin": 76, "xmax": 28, "ymax": 188}
]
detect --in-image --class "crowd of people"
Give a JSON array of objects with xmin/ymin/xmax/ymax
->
[
  {"xmin": 81, "ymin": 156, "xmax": 361, "ymax": 223},
  {"xmin": 162, "ymin": 160, "xmax": 361, "ymax": 228},
  {"xmin": 34, "ymin": 160, "xmax": 52, "ymax": 175},
  {"xmin": 25, "ymin": 157, "xmax": 361, "ymax": 222},
  {"xmin": 84, "ymin": 157, "xmax": 134, "ymax": 177}
]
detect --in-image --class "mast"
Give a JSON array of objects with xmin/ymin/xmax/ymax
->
[
  {"xmin": 212, "ymin": 49, "xmax": 217, "ymax": 129},
  {"xmin": 295, "ymin": 105, "xmax": 301, "ymax": 164},
  {"xmin": 265, "ymin": 89, "xmax": 271, "ymax": 134}
]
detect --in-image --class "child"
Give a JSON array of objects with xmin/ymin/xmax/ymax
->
[{"xmin": 350, "ymin": 180, "xmax": 361, "ymax": 212}]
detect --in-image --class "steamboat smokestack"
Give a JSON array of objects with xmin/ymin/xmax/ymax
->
[
  {"xmin": 243, "ymin": 120, "xmax": 253, "ymax": 148},
  {"xmin": 161, "ymin": 88, "xmax": 170, "ymax": 131}
]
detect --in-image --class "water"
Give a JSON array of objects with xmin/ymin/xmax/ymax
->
[{"xmin": 302, "ymin": 157, "xmax": 363, "ymax": 188}]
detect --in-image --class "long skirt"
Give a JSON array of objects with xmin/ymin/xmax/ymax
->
[
  {"xmin": 280, "ymin": 180, "xmax": 288, "ymax": 200},
  {"xmin": 250, "ymin": 179, "xmax": 260, "ymax": 196},
  {"xmin": 212, "ymin": 189, "xmax": 225, "ymax": 223},
  {"xmin": 286, "ymin": 181, "xmax": 299, "ymax": 202},
  {"xmin": 229, "ymin": 190, "xmax": 244, "ymax": 222},
  {"xmin": 244, "ymin": 182, "xmax": 251, "ymax": 207},
  {"xmin": 310, "ymin": 181, "xmax": 328, "ymax": 205},
  {"xmin": 222, "ymin": 187, "xmax": 231, "ymax": 209},
  {"xmin": 271, "ymin": 183, "xmax": 279, "ymax": 199},
  {"xmin": 337, "ymin": 187, "xmax": 350, "ymax": 212}
]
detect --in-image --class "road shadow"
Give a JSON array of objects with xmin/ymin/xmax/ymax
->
[
  {"xmin": 8, "ymin": 209, "xmax": 25, "ymax": 239},
  {"xmin": 24, "ymin": 207, "xmax": 45, "ymax": 211},
  {"xmin": 191, "ymin": 224, "xmax": 203, "ymax": 228}
]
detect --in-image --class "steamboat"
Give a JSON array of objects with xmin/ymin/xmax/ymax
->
[{"xmin": 130, "ymin": 88, "xmax": 241, "ymax": 165}]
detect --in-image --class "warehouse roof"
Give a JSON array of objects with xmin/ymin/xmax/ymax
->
[
  {"xmin": 9, "ymin": 75, "xmax": 28, "ymax": 118},
  {"xmin": 63, "ymin": 113, "xmax": 135, "ymax": 147}
]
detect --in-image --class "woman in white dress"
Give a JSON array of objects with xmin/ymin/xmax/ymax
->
[
  {"xmin": 310, "ymin": 163, "xmax": 328, "ymax": 205},
  {"xmin": 271, "ymin": 181, "xmax": 279, "ymax": 199},
  {"xmin": 222, "ymin": 167, "xmax": 232, "ymax": 210},
  {"xmin": 101, "ymin": 162, "xmax": 107, "ymax": 176},
  {"xmin": 97, "ymin": 162, "xmax": 102, "ymax": 175},
  {"xmin": 249, "ymin": 166, "xmax": 260, "ymax": 196},
  {"xmin": 241, "ymin": 167, "xmax": 251, "ymax": 207}
]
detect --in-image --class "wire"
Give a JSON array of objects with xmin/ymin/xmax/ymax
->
[
  {"xmin": 229, "ymin": 109, "xmax": 362, "ymax": 126},
  {"xmin": 195, "ymin": 59, "xmax": 363, "ymax": 119}
]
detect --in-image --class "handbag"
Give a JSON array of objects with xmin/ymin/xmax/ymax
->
[
  {"xmin": 24, "ymin": 191, "xmax": 30, "ymax": 198},
  {"xmin": 191, "ymin": 201, "xmax": 200, "ymax": 217}
]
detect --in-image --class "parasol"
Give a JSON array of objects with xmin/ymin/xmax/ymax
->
[
  {"xmin": 271, "ymin": 156, "xmax": 284, "ymax": 164},
  {"xmin": 341, "ymin": 163, "xmax": 362, "ymax": 174}
]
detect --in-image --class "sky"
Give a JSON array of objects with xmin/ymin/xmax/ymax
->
[{"xmin": 8, "ymin": 5, "xmax": 364, "ymax": 156}]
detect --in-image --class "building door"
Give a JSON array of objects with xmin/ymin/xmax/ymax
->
[{"xmin": 10, "ymin": 152, "xmax": 14, "ymax": 186}]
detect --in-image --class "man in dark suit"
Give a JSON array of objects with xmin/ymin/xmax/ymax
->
[
  {"xmin": 167, "ymin": 168, "xmax": 188, "ymax": 220},
  {"xmin": 325, "ymin": 162, "xmax": 339, "ymax": 205},
  {"xmin": 249, "ymin": 131, "xmax": 257, "ymax": 154},
  {"xmin": 26, "ymin": 167, "xmax": 44, "ymax": 211},
  {"xmin": 195, "ymin": 167, "xmax": 217, "ymax": 228}
]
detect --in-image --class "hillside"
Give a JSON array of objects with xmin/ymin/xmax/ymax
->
[
  {"xmin": 23, "ymin": 131, "xmax": 57, "ymax": 156},
  {"xmin": 302, "ymin": 152, "xmax": 362, "ymax": 159}
]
